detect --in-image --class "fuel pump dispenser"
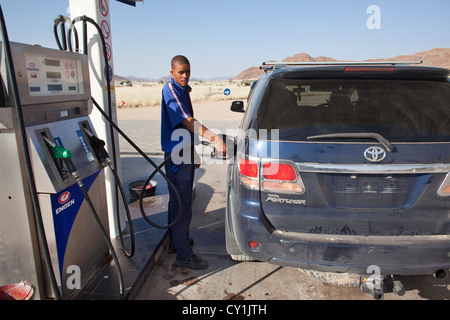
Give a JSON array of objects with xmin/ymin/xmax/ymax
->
[
  {"xmin": 0, "ymin": 40, "xmax": 113, "ymax": 299},
  {"xmin": 0, "ymin": 11, "xmax": 182, "ymax": 299}
]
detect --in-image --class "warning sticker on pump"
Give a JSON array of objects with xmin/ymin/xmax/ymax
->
[{"xmin": 76, "ymin": 130, "xmax": 95, "ymax": 162}]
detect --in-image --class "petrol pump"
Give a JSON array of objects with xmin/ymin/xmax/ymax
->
[
  {"xmin": 0, "ymin": 41, "xmax": 112, "ymax": 299},
  {"xmin": 0, "ymin": 0, "xmax": 180, "ymax": 300}
]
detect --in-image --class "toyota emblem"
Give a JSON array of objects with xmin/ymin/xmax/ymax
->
[{"xmin": 364, "ymin": 146, "xmax": 386, "ymax": 162}]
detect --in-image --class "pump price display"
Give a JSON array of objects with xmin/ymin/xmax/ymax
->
[{"xmin": 25, "ymin": 54, "xmax": 84, "ymax": 97}]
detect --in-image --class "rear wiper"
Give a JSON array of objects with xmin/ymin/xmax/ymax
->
[{"xmin": 307, "ymin": 132, "xmax": 394, "ymax": 152}]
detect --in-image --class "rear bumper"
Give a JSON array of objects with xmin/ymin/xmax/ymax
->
[
  {"xmin": 269, "ymin": 230, "xmax": 450, "ymax": 275},
  {"xmin": 231, "ymin": 204, "xmax": 450, "ymax": 276}
]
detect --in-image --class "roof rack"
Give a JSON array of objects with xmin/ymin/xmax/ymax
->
[{"xmin": 261, "ymin": 60, "xmax": 423, "ymax": 71}]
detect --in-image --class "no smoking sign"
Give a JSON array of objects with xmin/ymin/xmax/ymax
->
[
  {"xmin": 99, "ymin": 0, "xmax": 108, "ymax": 17},
  {"xmin": 101, "ymin": 20, "xmax": 110, "ymax": 39}
]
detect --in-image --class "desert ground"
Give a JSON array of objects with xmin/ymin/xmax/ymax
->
[
  {"xmin": 115, "ymin": 80, "xmax": 251, "ymax": 109},
  {"xmin": 115, "ymin": 81, "xmax": 249, "ymax": 157}
]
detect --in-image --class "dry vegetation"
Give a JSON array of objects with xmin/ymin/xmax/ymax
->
[{"xmin": 115, "ymin": 80, "xmax": 251, "ymax": 108}]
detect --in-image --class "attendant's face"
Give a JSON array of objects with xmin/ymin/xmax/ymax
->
[{"xmin": 171, "ymin": 63, "xmax": 190, "ymax": 87}]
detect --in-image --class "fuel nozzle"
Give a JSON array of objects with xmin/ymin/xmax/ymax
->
[
  {"xmin": 42, "ymin": 136, "xmax": 81, "ymax": 183},
  {"xmin": 83, "ymin": 128, "xmax": 112, "ymax": 168}
]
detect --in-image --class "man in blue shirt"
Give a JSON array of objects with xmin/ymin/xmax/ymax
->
[{"xmin": 161, "ymin": 55, "xmax": 226, "ymax": 270}]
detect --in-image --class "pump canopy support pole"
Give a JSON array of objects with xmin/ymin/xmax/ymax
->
[{"xmin": 69, "ymin": 0, "xmax": 123, "ymax": 238}]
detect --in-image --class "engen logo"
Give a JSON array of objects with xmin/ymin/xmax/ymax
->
[
  {"xmin": 56, "ymin": 191, "xmax": 75, "ymax": 215},
  {"xmin": 58, "ymin": 191, "xmax": 71, "ymax": 204}
]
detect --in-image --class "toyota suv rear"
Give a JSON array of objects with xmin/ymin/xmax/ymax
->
[{"xmin": 225, "ymin": 62, "xmax": 450, "ymax": 298}]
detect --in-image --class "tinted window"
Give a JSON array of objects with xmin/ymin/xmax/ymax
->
[
  {"xmin": 256, "ymin": 79, "xmax": 450, "ymax": 142},
  {"xmin": 242, "ymin": 78, "xmax": 268, "ymax": 130}
]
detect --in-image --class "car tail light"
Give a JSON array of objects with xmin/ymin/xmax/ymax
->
[
  {"xmin": 239, "ymin": 158, "xmax": 259, "ymax": 189},
  {"xmin": 238, "ymin": 157, "xmax": 306, "ymax": 193},
  {"xmin": 438, "ymin": 172, "xmax": 450, "ymax": 196},
  {"xmin": 261, "ymin": 161, "xmax": 305, "ymax": 193},
  {"xmin": 239, "ymin": 158, "xmax": 258, "ymax": 178},
  {"xmin": 263, "ymin": 163, "xmax": 296, "ymax": 181}
]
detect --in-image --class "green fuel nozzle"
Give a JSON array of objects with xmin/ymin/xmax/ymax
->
[
  {"xmin": 42, "ymin": 136, "xmax": 80, "ymax": 182},
  {"xmin": 42, "ymin": 136, "xmax": 72, "ymax": 159},
  {"xmin": 51, "ymin": 144, "xmax": 73, "ymax": 160}
]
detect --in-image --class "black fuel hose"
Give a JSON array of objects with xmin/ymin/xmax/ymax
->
[
  {"xmin": 91, "ymin": 97, "xmax": 184, "ymax": 229},
  {"xmin": 83, "ymin": 128, "xmax": 135, "ymax": 257},
  {"xmin": 59, "ymin": 15, "xmax": 137, "ymax": 251},
  {"xmin": 70, "ymin": 16, "xmax": 117, "ymax": 178},
  {"xmin": 78, "ymin": 182, "xmax": 124, "ymax": 299},
  {"xmin": 42, "ymin": 136, "xmax": 126, "ymax": 299},
  {"xmin": 54, "ymin": 14, "xmax": 136, "ymax": 258},
  {"xmin": 59, "ymin": 14, "xmax": 226, "ymax": 231},
  {"xmin": 0, "ymin": 4, "xmax": 62, "ymax": 300},
  {"xmin": 53, "ymin": 15, "xmax": 79, "ymax": 52},
  {"xmin": 64, "ymin": 16, "xmax": 208, "ymax": 232},
  {"xmin": 42, "ymin": 135, "xmax": 126, "ymax": 299},
  {"xmin": 136, "ymin": 140, "xmax": 210, "ymax": 229},
  {"xmin": 136, "ymin": 135, "xmax": 235, "ymax": 228},
  {"xmin": 69, "ymin": 167, "xmax": 125, "ymax": 300},
  {"xmin": 55, "ymin": 14, "xmax": 183, "ymax": 261},
  {"xmin": 69, "ymin": 15, "xmax": 121, "ymax": 235},
  {"xmin": 76, "ymin": 13, "xmax": 185, "ymax": 228},
  {"xmin": 91, "ymin": 95, "xmax": 216, "ymax": 230}
]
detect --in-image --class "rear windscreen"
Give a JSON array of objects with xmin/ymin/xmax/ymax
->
[{"xmin": 256, "ymin": 79, "xmax": 450, "ymax": 142}]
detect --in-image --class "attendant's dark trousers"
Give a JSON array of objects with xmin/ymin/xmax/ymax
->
[{"xmin": 164, "ymin": 151, "xmax": 195, "ymax": 259}]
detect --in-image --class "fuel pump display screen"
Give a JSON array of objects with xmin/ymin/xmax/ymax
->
[{"xmin": 25, "ymin": 53, "xmax": 85, "ymax": 97}]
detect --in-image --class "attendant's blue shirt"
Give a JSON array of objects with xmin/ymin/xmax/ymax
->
[{"xmin": 161, "ymin": 78, "xmax": 194, "ymax": 153}]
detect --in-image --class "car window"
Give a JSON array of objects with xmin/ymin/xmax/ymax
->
[
  {"xmin": 247, "ymin": 81, "xmax": 257, "ymax": 103},
  {"xmin": 256, "ymin": 79, "xmax": 450, "ymax": 142},
  {"xmin": 242, "ymin": 78, "xmax": 268, "ymax": 130}
]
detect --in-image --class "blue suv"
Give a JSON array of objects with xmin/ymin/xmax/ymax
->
[{"xmin": 226, "ymin": 62, "xmax": 450, "ymax": 297}]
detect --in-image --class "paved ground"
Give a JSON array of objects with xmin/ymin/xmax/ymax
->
[{"xmin": 117, "ymin": 100, "xmax": 450, "ymax": 301}]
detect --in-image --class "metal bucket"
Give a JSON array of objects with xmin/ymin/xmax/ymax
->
[{"xmin": 128, "ymin": 179, "xmax": 157, "ymax": 198}]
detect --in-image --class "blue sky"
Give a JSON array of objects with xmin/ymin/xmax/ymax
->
[{"xmin": 1, "ymin": 0, "xmax": 449, "ymax": 79}]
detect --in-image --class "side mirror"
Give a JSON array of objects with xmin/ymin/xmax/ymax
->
[{"xmin": 230, "ymin": 101, "xmax": 245, "ymax": 113}]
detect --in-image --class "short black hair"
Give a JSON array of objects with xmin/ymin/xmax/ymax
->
[{"xmin": 171, "ymin": 55, "xmax": 190, "ymax": 68}]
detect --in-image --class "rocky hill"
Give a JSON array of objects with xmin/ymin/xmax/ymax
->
[{"xmin": 234, "ymin": 48, "xmax": 450, "ymax": 80}]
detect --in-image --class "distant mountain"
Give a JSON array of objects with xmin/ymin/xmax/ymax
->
[
  {"xmin": 234, "ymin": 48, "xmax": 450, "ymax": 80},
  {"xmin": 114, "ymin": 75, "xmax": 157, "ymax": 82},
  {"xmin": 113, "ymin": 74, "xmax": 128, "ymax": 82}
]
